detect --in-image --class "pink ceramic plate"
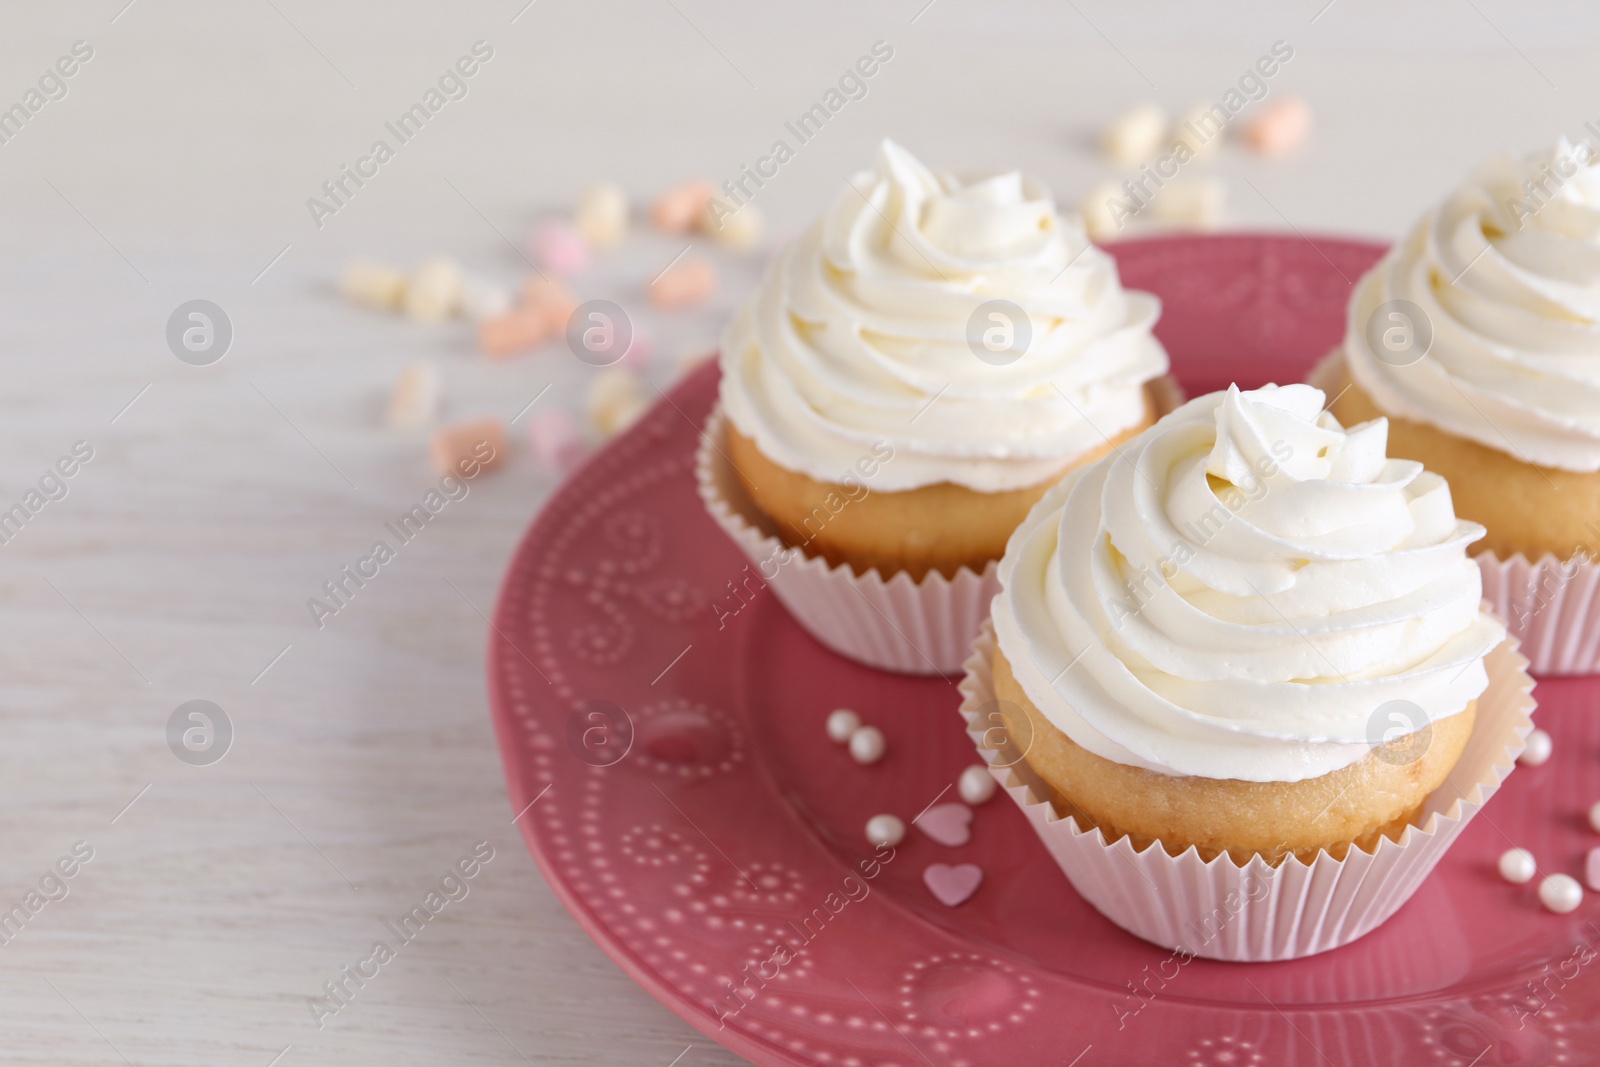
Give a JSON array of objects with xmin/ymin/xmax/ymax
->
[{"xmin": 489, "ymin": 235, "xmax": 1600, "ymax": 1067}]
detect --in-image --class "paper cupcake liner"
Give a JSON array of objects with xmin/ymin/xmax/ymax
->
[
  {"xmin": 695, "ymin": 405, "xmax": 997, "ymax": 675},
  {"xmin": 1309, "ymin": 351, "xmax": 1600, "ymax": 675},
  {"xmin": 694, "ymin": 380, "xmax": 1185, "ymax": 676},
  {"xmin": 958, "ymin": 621, "xmax": 1535, "ymax": 961},
  {"xmin": 1477, "ymin": 550, "xmax": 1600, "ymax": 675}
]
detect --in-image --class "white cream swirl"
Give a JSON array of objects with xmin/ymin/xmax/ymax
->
[
  {"xmin": 719, "ymin": 140, "xmax": 1170, "ymax": 492},
  {"xmin": 1345, "ymin": 139, "xmax": 1600, "ymax": 471},
  {"xmin": 992, "ymin": 383, "xmax": 1504, "ymax": 782}
]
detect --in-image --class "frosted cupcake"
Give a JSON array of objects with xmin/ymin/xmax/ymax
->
[
  {"xmin": 970, "ymin": 383, "xmax": 1533, "ymax": 959},
  {"xmin": 698, "ymin": 140, "xmax": 1175, "ymax": 673},
  {"xmin": 990, "ymin": 383, "xmax": 1506, "ymax": 864},
  {"xmin": 717, "ymin": 140, "xmax": 1173, "ymax": 582},
  {"xmin": 1326, "ymin": 141, "xmax": 1600, "ymax": 670}
]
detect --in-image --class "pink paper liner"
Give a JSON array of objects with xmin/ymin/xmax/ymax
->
[
  {"xmin": 1309, "ymin": 350, "xmax": 1600, "ymax": 676},
  {"xmin": 958, "ymin": 621, "xmax": 1535, "ymax": 961},
  {"xmin": 696, "ymin": 405, "xmax": 996, "ymax": 675}
]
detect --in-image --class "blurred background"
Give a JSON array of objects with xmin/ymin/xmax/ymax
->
[{"xmin": 1, "ymin": 1, "xmax": 1596, "ymax": 1064}]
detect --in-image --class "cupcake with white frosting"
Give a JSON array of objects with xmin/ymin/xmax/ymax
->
[
  {"xmin": 1325, "ymin": 140, "xmax": 1600, "ymax": 672},
  {"xmin": 964, "ymin": 383, "xmax": 1533, "ymax": 959},
  {"xmin": 699, "ymin": 140, "xmax": 1176, "ymax": 673}
]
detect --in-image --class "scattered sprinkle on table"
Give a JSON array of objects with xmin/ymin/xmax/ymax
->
[
  {"xmin": 1102, "ymin": 102, "xmax": 1165, "ymax": 166},
  {"xmin": 587, "ymin": 368, "xmax": 650, "ymax": 437},
  {"xmin": 1243, "ymin": 94, "xmax": 1312, "ymax": 157},
  {"xmin": 650, "ymin": 180, "xmax": 713, "ymax": 234},
  {"xmin": 404, "ymin": 257, "xmax": 462, "ymax": 322},
  {"xmin": 386, "ymin": 361, "xmax": 440, "ymax": 430},
  {"xmin": 341, "ymin": 258, "xmax": 406, "ymax": 310},
  {"xmin": 531, "ymin": 219, "xmax": 590, "ymax": 277},
  {"xmin": 648, "ymin": 258, "xmax": 716, "ymax": 310},
  {"xmin": 575, "ymin": 182, "xmax": 628, "ymax": 248}
]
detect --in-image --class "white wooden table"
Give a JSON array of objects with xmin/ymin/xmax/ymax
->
[{"xmin": 0, "ymin": 2, "xmax": 1591, "ymax": 1063}]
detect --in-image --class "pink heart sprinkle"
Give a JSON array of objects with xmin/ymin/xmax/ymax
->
[
  {"xmin": 1587, "ymin": 847, "xmax": 1600, "ymax": 892},
  {"xmin": 915, "ymin": 803, "xmax": 973, "ymax": 847},
  {"xmin": 924, "ymin": 863, "xmax": 983, "ymax": 907}
]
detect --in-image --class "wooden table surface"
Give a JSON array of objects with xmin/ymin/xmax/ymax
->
[{"xmin": 0, "ymin": 2, "xmax": 1590, "ymax": 1063}]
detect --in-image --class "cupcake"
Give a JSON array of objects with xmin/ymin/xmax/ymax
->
[
  {"xmin": 990, "ymin": 382, "xmax": 1505, "ymax": 862},
  {"xmin": 699, "ymin": 141, "xmax": 1174, "ymax": 673},
  {"xmin": 717, "ymin": 140, "xmax": 1173, "ymax": 582},
  {"xmin": 973, "ymin": 382, "xmax": 1532, "ymax": 958},
  {"xmin": 1326, "ymin": 140, "xmax": 1600, "ymax": 670}
]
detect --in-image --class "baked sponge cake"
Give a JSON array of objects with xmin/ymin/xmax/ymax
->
[{"xmin": 989, "ymin": 382, "xmax": 1505, "ymax": 865}]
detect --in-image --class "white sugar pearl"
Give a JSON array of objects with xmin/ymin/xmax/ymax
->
[
  {"xmin": 1539, "ymin": 873, "xmax": 1583, "ymax": 914},
  {"xmin": 1519, "ymin": 729, "xmax": 1553, "ymax": 767},
  {"xmin": 385, "ymin": 361, "xmax": 440, "ymax": 429},
  {"xmin": 848, "ymin": 725, "xmax": 886, "ymax": 765},
  {"xmin": 403, "ymin": 257, "xmax": 462, "ymax": 322},
  {"xmin": 825, "ymin": 708, "xmax": 860, "ymax": 743},
  {"xmin": 865, "ymin": 814, "xmax": 905, "ymax": 848},
  {"xmin": 958, "ymin": 764, "xmax": 996, "ymax": 805},
  {"xmin": 1499, "ymin": 847, "xmax": 1537, "ymax": 885},
  {"xmin": 1589, "ymin": 800, "xmax": 1600, "ymax": 834}
]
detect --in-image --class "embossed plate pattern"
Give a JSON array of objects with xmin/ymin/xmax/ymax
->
[{"xmin": 489, "ymin": 235, "xmax": 1600, "ymax": 1067}]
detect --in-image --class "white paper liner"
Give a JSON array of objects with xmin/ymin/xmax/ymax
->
[
  {"xmin": 694, "ymin": 380, "xmax": 1184, "ymax": 676},
  {"xmin": 1309, "ymin": 350, "xmax": 1600, "ymax": 676},
  {"xmin": 696, "ymin": 406, "xmax": 996, "ymax": 675},
  {"xmin": 959, "ymin": 621, "xmax": 1535, "ymax": 961},
  {"xmin": 1476, "ymin": 551, "xmax": 1600, "ymax": 675}
]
